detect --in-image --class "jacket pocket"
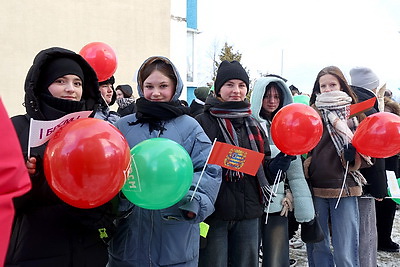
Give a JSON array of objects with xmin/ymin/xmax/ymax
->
[{"xmin": 158, "ymin": 214, "xmax": 199, "ymax": 265}]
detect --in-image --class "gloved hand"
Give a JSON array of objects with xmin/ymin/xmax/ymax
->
[
  {"xmin": 343, "ymin": 143, "xmax": 356, "ymax": 162},
  {"xmin": 269, "ymin": 152, "xmax": 296, "ymax": 176},
  {"xmin": 280, "ymin": 190, "xmax": 294, "ymax": 217}
]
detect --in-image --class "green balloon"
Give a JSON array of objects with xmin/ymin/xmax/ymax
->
[
  {"xmin": 388, "ymin": 178, "xmax": 400, "ymax": 205},
  {"xmin": 122, "ymin": 138, "xmax": 193, "ymax": 210},
  {"xmin": 293, "ymin": 95, "xmax": 310, "ymax": 105}
]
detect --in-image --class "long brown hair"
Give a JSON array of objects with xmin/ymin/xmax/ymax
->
[
  {"xmin": 260, "ymin": 82, "xmax": 283, "ymax": 121},
  {"xmin": 310, "ymin": 66, "xmax": 359, "ymax": 105}
]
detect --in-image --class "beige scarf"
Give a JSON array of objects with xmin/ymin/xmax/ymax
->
[{"xmin": 315, "ymin": 91, "xmax": 370, "ymax": 186}]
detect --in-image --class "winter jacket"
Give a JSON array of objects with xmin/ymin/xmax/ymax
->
[
  {"xmin": 6, "ymin": 47, "xmax": 116, "ymax": 267},
  {"xmin": 189, "ymin": 99, "xmax": 205, "ymax": 117},
  {"xmin": 250, "ymin": 76, "xmax": 314, "ymax": 222},
  {"xmin": 303, "ymin": 106, "xmax": 370, "ymax": 198},
  {"xmin": 196, "ymin": 97, "xmax": 271, "ymax": 221},
  {"xmin": 108, "ymin": 56, "xmax": 222, "ymax": 267},
  {"xmin": 117, "ymin": 101, "xmax": 136, "ymax": 117},
  {"xmin": 385, "ymin": 97, "xmax": 400, "ymax": 177},
  {"xmin": 351, "ymin": 85, "xmax": 387, "ymax": 198},
  {"xmin": 94, "ymin": 105, "xmax": 120, "ymax": 124}
]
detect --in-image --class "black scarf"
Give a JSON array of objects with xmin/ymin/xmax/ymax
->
[
  {"xmin": 204, "ymin": 96, "xmax": 250, "ymax": 114},
  {"xmin": 128, "ymin": 97, "xmax": 190, "ymax": 135},
  {"xmin": 40, "ymin": 93, "xmax": 85, "ymax": 120}
]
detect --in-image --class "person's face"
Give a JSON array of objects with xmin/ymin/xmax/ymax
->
[
  {"xmin": 319, "ymin": 74, "xmax": 341, "ymax": 93},
  {"xmin": 142, "ymin": 70, "xmax": 175, "ymax": 102},
  {"xmin": 116, "ymin": 89, "xmax": 124, "ymax": 99},
  {"xmin": 99, "ymin": 83, "xmax": 114, "ymax": 104},
  {"xmin": 48, "ymin": 74, "xmax": 83, "ymax": 101},
  {"xmin": 219, "ymin": 79, "xmax": 247, "ymax": 101},
  {"xmin": 262, "ymin": 86, "xmax": 280, "ymax": 114}
]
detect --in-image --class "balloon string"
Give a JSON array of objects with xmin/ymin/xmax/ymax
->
[
  {"xmin": 190, "ymin": 138, "xmax": 217, "ymax": 201},
  {"xmin": 335, "ymin": 161, "xmax": 349, "ymax": 209},
  {"xmin": 264, "ymin": 169, "xmax": 282, "ymax": 224},
  {"xmin": 335, "ymin": 141, "xmax": 350, "ymax": 209}
]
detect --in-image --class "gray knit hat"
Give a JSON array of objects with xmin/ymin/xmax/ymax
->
[
  {"xmin": 349, "ymin": 67, "xmax": 379, "ymax": 90},
  {"xmin": 116, "ymin": 84, "xmax": 133, "ymax": 98}
]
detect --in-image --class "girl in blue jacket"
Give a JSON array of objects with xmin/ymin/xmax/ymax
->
[{"xmin": 108, "ymin": 56, "xmax": 222, "ymax": 267}]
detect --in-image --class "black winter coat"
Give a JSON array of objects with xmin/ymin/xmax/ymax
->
[
  {"xmin": 5, "ymin": 47, "xmax": 116, "ymax": 267},
  {"xmin": 189, "ymin": 100, "xmax": 204, "ymax": 117},
  {"xmin": 196, "ymin": 111, "xmax": 269, "ymax": 221},
  {"xmin": 351, "ymin": 86, "xmax": 387, "ymax": 198},
  {"xmin": 117, "ymin": 102, "xmax": 136, "ymax": 117}
]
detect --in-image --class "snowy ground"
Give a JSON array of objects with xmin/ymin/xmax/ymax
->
[{"xmin": 288, "ymin": 208, "xmax": 400, "ymax": 266}]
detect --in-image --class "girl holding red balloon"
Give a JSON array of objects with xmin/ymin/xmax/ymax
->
[
  {"xmin": 250, "ymin": 75, "xmax": 315, "ymax": 267},
  {"xmin": 107, "ymin": 56, "xmax": 222, "ymax": 267},
  {"xmin": 304, "ymin": 66, "xmax": 373, "ymax": 267},
  {"xmin": 5, "ymin": 47, "xmax": 118, "ymax": 267}
]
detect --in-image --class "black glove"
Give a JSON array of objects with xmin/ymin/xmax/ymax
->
[
  {"xmin": 343, "ymin": 143, "xmax": 356, "ymax": 162},
  {"xmin": 269, "ymin": 152, "xmax": 296, "ymax": 176}
]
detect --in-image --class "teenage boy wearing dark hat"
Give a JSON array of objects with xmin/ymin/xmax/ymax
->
[
  {"xmin": 98, "ymin": 76, "xmax": 117, "ymax": 106},
  {"xmin": 94, "ymin": 75, "xmax": 120, "ymax": 123}
]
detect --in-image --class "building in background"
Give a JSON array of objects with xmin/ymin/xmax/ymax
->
[
  {"xmin": 186, "ymin": 0, "xmax": 200, "ymax": 105},
  {"xmin": 0, "ymin": 0, "xmax": 200, "ymax": 116}
]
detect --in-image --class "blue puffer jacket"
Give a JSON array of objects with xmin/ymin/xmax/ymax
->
[
  {"xmin": 250, "ymin": 76, "xmax": 314, "ymax": 223},
  {"xmin": 108, "ymin": 56, "xmax": 222, "ymax": 267}
]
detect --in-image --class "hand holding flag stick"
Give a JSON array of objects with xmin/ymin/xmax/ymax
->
[
  {"xmin": 190, "ymin": 139, "xmax": 217, "ymax": 201},
  {"xmin": 190, "ymin": 139, "xmax": 266, "ymax": 201}
]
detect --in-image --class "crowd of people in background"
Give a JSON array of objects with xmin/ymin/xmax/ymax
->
[{"xmin": 1, "ymin": 45, "xmax": 399, "ymax": 267}]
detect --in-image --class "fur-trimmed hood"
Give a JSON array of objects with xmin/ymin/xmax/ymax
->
[{"xmin": 384, "ymin": 96, "xmax": 400, "ymax": 115}]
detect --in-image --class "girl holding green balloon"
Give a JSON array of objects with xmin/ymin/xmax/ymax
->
[{"xmin": 108, "ymin": 56, "xmax": 222, "ymax": 267}]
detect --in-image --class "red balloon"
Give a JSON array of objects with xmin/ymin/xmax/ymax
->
[
  {"xmin": 79, "ymin": 42, "xmax": 117, "ymax": 82},
  {"xmin": 271, "ymin": 103, "xmax": 323, "ymax": 156},
  {"xmin": 352, "ymin": 112, "xmax": 400, "ymax": 158},
  {"xmin": 44, "ymin": 118, "xmax": 130, "ymax": 209}
]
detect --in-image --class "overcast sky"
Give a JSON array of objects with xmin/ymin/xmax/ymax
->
[{"xmin": 195, "ymin": 0, "xmax": 400, "ymax": 97}]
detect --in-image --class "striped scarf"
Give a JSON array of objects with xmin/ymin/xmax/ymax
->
[
  {"xmin": 208, "ymin": 98, "xmax": 273, "ymax": 203},
  {"xmin": 315, "ymin": 91, "xmax": 369, "ymax": 186}
]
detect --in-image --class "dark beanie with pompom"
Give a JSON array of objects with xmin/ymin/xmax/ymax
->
[{"xmin": 214, "ymin": 60, "xmax": 249, "ymax": 95}]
